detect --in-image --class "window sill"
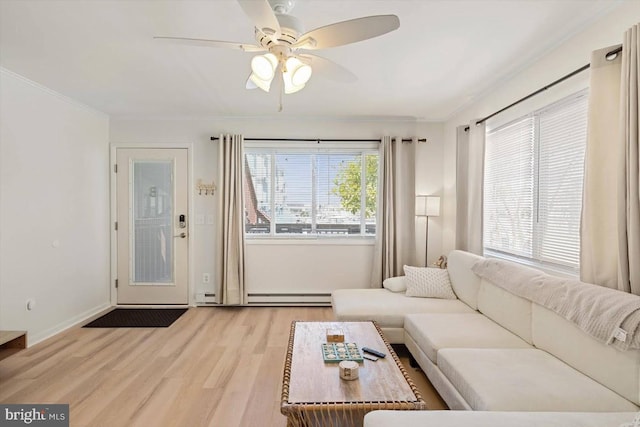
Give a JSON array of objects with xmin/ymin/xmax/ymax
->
[{"xmin": 246, "ymin": 237, "xmax": 376, "ymax": 246}]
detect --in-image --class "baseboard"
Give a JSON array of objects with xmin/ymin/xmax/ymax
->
[
  {"xmin": 115, "ymin": 304, "xmax": 190, "ymax": 309},
  {"xmin": 28, "ymin": 302, "xmax": 113, "ymax": 347}
]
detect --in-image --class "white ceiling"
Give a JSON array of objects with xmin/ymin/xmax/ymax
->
[{"xmin": 0, "ymin": 0, "xmax": 619, "ymax": 121}]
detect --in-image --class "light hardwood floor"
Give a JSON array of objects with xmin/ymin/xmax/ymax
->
[{"xmin": 0, "ymin": 307, "xmax": 446, "ymax": 426}]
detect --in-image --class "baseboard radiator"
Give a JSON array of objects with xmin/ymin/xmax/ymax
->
[
  {"xmin": 195, "ymin": 292, "xmax": 332, "ymax": 306},
  {"xmin": 196, "ymin": 293, "xmax": 331, "ymax": 307},
  {"xmin": 246, "ymin": 293, "xmax": 331, "ymax": 306},
  {"xmin": 195, "ymin": 293, "xmax": 217, "ymax": 304}
]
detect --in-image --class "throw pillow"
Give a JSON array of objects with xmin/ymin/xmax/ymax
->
[
  {"xmin": 383, "ymin": 276, "xmax": 406, "ymax": 292},
  {"xmin": 403, "ymin": 265, "xmax": 457, "ymax": 299}
]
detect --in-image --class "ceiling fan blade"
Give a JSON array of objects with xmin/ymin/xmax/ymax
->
[
  {"xmin": 154, "ymin": 36, "xmax": 265, "ymax": 52},
  {"xmin": 237, "ymin": 0, "xmax": 281, "ymax": 38},
  {"xmin": 297, "ymin": 53, "xmax": 357, "ymax": 83},
  {"xmin": 293, "ymin": 15, "xmax": 399, "ymax": 50}
]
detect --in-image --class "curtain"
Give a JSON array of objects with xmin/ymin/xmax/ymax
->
[
  {"xmin": 581, "ymin": 46, "xmax": 622, "ymax": 290},
  {"xmin": 456, "ymin": 121, "xmax": 486, "ymax": 255},
  {"xmin": 582, "ymin": 26, "xmax": 640, "ymax": 295},
  {"xmin": 455, "ymin": 126, "xmax": 469, "ymax": 251},
  {"xmin": 370, "ymin": 136, "xmax": 416, "ymax": 287},
  {"xmin": 216, "ymin": 134, "xmax": 245, "ymax": 304},
  {"xmin": 619, "ymin": 25, "xmax": 640, "ymax": 295}
]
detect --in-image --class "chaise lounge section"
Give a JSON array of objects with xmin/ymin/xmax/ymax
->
[{"xmin": 332, "ymin": 251, "xmax": 482, "ymax": 344}]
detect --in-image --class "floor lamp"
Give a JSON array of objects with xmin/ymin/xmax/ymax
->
[{"xmin": 416, "ymin": 195, "xmax": 441, "ymax": 266}]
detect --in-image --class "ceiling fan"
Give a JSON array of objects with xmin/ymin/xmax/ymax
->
[{"xmin": 155, "ymin": 0, "xmax": 400, "ymax": 95}]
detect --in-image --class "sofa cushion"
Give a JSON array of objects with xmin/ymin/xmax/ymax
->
[
  {"xmin": 533, "ymin": 304, "xmax": 640, "ymax": 406},
  {"xmin": 382, "ymin": 276, "xmax": 406, "ymax": 292},
  {"xmin": 478, "ymin": 279, "xmax": 533, "ymax": 344},
  {"xmin": 404, "ymin": 313, "xmax": 531, "ymax": 364},
  {"xmin": 404, "ymin": 266, "xmax": 457, "ymax": 299},
  {"xmin": 331, "ymin": 289, "xmax": 474, "ymax": 328},
  {"xmin": 364, "ymin": 410, "xmax": 640, "ymax": 427},
  {"xmin": 438, "ymin": 348, "xmax": 639, "ymax": 411},
  {"xmin": 447, "ymin": 250, "xmax": 484, "ymax": 309}
]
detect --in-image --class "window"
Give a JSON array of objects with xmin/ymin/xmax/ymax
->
[
  {"xmin": 244, "ymin": 143, "xmax": 378, "ymax": 237},
  {"xmin": 483, "ymin": 90, "xmax": 588, "ymax": 272}
]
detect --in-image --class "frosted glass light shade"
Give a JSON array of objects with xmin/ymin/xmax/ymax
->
[
  {"xmin": 251, "ymin": 53, "xmax": 278, "ymax": 81},
  {"xmin": 248, "ymin": 53, "xmax": 277, "ymax": 93},
  {"xmin": 249, "ymin": 72, "xmax": 272, "ymax": 92},
  {"xmin": 291, "ymin": 61, "xmax": 312, "ymax": 86},
  {"xmin": 282, "ymin": 73, "xmax": 303, "ymax": 94},
  {"xmin": 283, "ymin": 57, "xmax": 312, "ymax": 94}
]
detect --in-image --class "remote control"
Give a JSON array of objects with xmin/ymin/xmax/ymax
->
[
  {"xmin": 363, "ymin": 354, "xmax": 378, "ymax": 361},
  {"xmin": 362, "ymin": 347, "xmax": 386, "ymax": 358}
]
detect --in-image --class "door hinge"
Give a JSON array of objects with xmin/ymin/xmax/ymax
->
[
  {"xmin": 115, "ymin": 279, "xmax": 118, "ymax": 288},
  {"xmin": 114, "ymin": 221, "xmax": 118, "ymax": 231},
  {"xmin": 114, "ymin": 164, "xmax": 118, "ymax": 173}
]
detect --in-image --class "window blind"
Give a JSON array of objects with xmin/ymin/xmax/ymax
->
[
  {"xmin": 483, "ymin": 90, "xmax": 588, "ymax": 273},
  {"xmin": 484, "ymin": 117, "xmax": 535, "ymax": 258},
  {"xmin": 274, "ymin": 153, "xmax": 313, "ymax": 233},
  {"xmin": 244, "ymin": 151, "xmax": 272, "ymax": 234},
  {"xmin": 537, "ymin": 94, "xmax": 588, "ymax": 268}
]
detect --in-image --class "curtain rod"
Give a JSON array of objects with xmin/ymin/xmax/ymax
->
[
  {"xmin": 210, "ymin": 136, "xmax": 427, "ymax": 143},
  {"xmin": 464, "ymin": 45, "xmax": 623, "ymax": 131}
]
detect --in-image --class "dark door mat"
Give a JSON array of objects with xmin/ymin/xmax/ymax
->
[{"xmin": 83, "ymin": 308, "xmax": 188, "ymax": 328}]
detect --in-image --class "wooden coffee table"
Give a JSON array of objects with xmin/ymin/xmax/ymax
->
[{"xmin": 281, "ymin": 321, "xmax": 426, "ymax": 427}]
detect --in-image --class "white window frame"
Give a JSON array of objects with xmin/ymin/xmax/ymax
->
[
  {"xmin": 483, "ymin": 89, "xmax": 588, "ymax": 276},
  {"xmin": 244, "ymin": 140, "xmax": 379, "ymax": 240}
]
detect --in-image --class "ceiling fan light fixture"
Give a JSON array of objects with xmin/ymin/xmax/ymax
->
[
  {"xmin": 251, "ymin": 53, "xmax": 278, "ymax": 81},
  {"xmin": 293, "ymin": 65, "xmax": 312, "ymax": 86},
  {"xmin": 282, "ymin": 70, "xmax": 305, "ymax": 94},
  {"xmin": 246, "ymin": 74, "xmax": 258, "ymax": 89},
  {"xmin": 292, "ymin": 66, "xmax": 312, "ymax": 86},
  {"xmin": 285, "ymin": 56, "xmax": 312, "ymax": 86},
  {"xmin": 283, "ymin": 81, "xmax": 305, "ymax": 94},
  {"xmin": 249, "ymin": 72, "xmax": 273, "ymax": 92}
]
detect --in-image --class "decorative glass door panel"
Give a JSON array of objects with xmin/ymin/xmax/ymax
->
[{"xmin": 132, "ymin": 160, "xmax": 174, "ymax": 285}]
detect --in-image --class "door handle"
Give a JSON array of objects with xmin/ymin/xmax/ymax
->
[{"xmin": 174, "ymin": 232, "xmax": 187, "ymax": 238}]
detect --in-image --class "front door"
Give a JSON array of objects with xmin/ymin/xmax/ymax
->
[{"xmin": 116, "ymin": 148, "xmax": 189, "ymax": 304}]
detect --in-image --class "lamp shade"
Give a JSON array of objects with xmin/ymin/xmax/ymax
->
[
  {"xmin": 416, "ymin": 195, "xmax": 440, "ymax": 217},
  {"xmin": 249, "ymin": 53, "xmax": 278, "ymax": 92},
  {"xmin": 290, "ymin": 60, "xmax": 312, "ymax": 86},
  {"xmin": 251, "ymin": 53, "xmax": 277, "ymax": 81},
  {"xmin": 283, "ymin": 56, "xmax": 312, "ymax": 94}
]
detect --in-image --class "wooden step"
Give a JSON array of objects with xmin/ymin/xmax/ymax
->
[{"xmin": 0, "ymin": 330, "xmax": 27, "ymax": 361}]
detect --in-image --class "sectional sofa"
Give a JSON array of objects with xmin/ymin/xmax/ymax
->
[{"xmin": 331, "ymin": 250, "xmax": 640, "ymax": 426}]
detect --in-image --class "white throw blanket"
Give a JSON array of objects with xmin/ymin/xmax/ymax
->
[{"xmin": 471, "ymin": 258, "xmax": 640, "ymax": 351}]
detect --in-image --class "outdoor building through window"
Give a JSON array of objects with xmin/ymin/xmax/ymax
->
[
  {"xmin": 483, "ymin": 90, "xmax": 588, "ymax": 273},
  {"xmin": 244, "ymin": 142, "xmax": 379, "ymax": 237}
]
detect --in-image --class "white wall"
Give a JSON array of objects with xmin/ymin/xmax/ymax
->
[
  {"xmin": 441, "ymin": 2, "xmax": 640, "ymax": 254},
  {"xmin": 110, "ymin": 117, "xmax": 444, "ymax": 301},
  {"xmin": 245, "ymin": 241, "xmax": 374, "ymax": 302},
  {"xmin": 415, "ymin": 121, "xmax": 445, "ymax": 266},
  {"xmin": 0, "ymin": 69, "xmax": 111, "ymax": 345}
]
